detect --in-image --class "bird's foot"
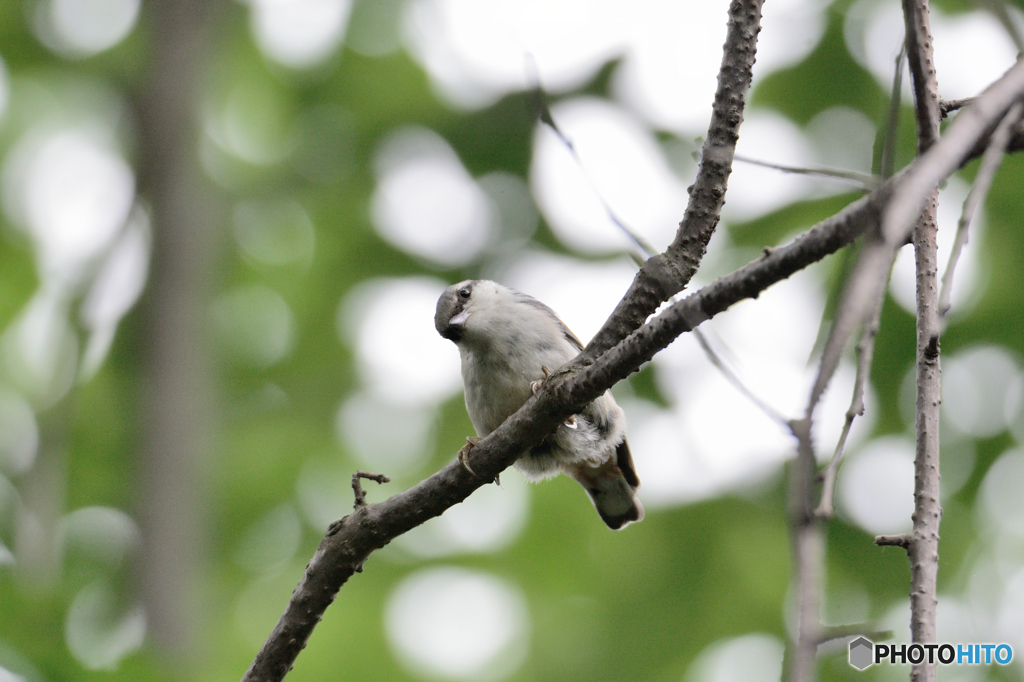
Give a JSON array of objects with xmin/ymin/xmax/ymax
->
[
  {"xmin": 457, "ymin": 437, "xmax": 482, "ymax": 477},
  {"xmin": 563, "ymin": 415, "xmax": 578, "ymax": 429},
  {"xmin": 530, "ymin": 365, "xmax": 552, "ymax": 396}
]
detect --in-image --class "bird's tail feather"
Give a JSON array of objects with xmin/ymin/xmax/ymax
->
[{"xmin": 563, "ymin": 457, "xmax": 644, "ymax": 530}]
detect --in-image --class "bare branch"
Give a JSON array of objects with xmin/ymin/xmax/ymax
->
[
  {"xmin": 875, "ymin": 533, "xmax": 911, "ymax": 549},
  {"xmin": 901, "ymin": 2, "xmax": 944, "ymax": 681},
  {"xmin": 939, "ymin": 97, "xmax": 974, "ymax": 118},
  {"xmin": 351, "ymin": 471, "xmax": 390, "ymax": 509},
  {"xmin": 939, "ymin": 101, "xmax": 1024, "ymax": 319},
  {"xmin": 883, "ymin": 58, "xmax": 1024, "ymax": 245},
  {"xmin": 787, "ymin": 416, "xmax": 824, "ymax": 682},
  {"xmin": 580, "ymin": 0, "xmax": 765, "ymax": 362},
  {"xmin": 881, "ymin": 47, "xmax": 907, "ymax": 179},
  {"xmin": 734, "ymin": 154, "xmax": 879, "ymax": 190},
  {"xmin": 240, "ymin": 32, "xmax": 1024, "ymax": 682},
  {"xmin": 818, "ymin": 626, "xmax": 895, "ymax": 646},
  {"xmin": 241, "ymin": 101, "xmax": 1024, "ymax": 677},
  {"xmin": 815, "ymin": 256, "xmax": 890, "ymax": 520},
  {"xmin": 693, "ymin": 329, "xmax": 789, "ymax": 428}
]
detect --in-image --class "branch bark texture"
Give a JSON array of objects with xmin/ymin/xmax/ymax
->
[{"xmin": 898, "ymin": 4, "xmax": 943, "ymax": 681}]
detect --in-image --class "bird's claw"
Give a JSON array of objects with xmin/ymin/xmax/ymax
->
[
  {"xmin": 457, "ymin": 437, "xmax": 482, "ymax": 477},
  {"xmin": 531, "ymin": 365, "xmax": 552, "ymax": 396},
  {"xmin": 457, "ymin": 437, "xmax": 500, "ymax": 484},
  {"xmin": 563, "ymin": 415, "xmax": 578, "ymax": 429}
]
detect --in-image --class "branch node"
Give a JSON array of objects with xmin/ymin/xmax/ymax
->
[
  {"xmin": 643, "ymin": 252, "xmax": 685, "ymax": 300},
  {"xmin": 352, "ymin": 471, "xmax": 390, "ymax": 509}
]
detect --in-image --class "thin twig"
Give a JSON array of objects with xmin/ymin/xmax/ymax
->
[
  {"xmin": 818, "ymin": 626, "xmax": 895, "ymax": 646},
  {"xmin": 881, "ymin": 47, "xmax": 907, "ymax": 179},
  {"xmin": 351, "ymin": 471, "xmax": 390, "ymax": 509},
  {"xmin": 814, "ymin": 255, "xmax": 891, "ymax": 520},
  {"xmin": 734, "ymin": 154, "xmax": 879, "ymax": 190},
  {"xmin": 938, "ymin": 101, "xmax": 1024, "ymax": 319},
  {"xmin": 534, "ymin": 75, "xmax": 789, "ymax": 432},
  {"xmin": 693, "ymin": 329, "xmax": 789, "ymax": 427},
  {"xmin": 531, "ymin": 87, "xmax": 659, "ymax": 257},
  {"xmin": 939, "ymin": 97, "xmax": 974, "ymax": 119},
  {"xmin": 787, "ymin": 415, "xmax": 823, "ymax": 682},
  {"xmin": 814, "ymin": 46, "xmax": 907, "ymax": 520}
]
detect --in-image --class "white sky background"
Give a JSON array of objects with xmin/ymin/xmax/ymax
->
[{"xmin": 4, "ymin": 0, "xmax": 1024, "ymax": 676}]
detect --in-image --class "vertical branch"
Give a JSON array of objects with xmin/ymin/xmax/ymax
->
[
  {"xmin": 876, "ymin": 5, "xmax": 944, "ymax": 682},
  {"xmin": 134, "ymin": 0, "xmax": 222, "ymax": 662},
  {"xmin": 787, "ymin": 418, "xmax": 823, "ymax": 682}
]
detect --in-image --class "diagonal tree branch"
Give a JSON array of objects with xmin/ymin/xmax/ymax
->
[
  {"xmin": 579, "ymin": 0, "xmax": 764, "ymax": 364},
  {"xmin": 241, "ymin": 185, "xmax": 880, "ymax": 682},
  {"xmin": 240, "ymin": 29, "xmax": 1024, "ymax": 682},
  {"xmin": 938, "ymin": 101, "xmax": 1023, "ymax": 319}
]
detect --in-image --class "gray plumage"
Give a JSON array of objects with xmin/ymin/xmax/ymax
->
[{"xmin": 435, "ymin": 279, "xmax": 643, "ymax": 529}]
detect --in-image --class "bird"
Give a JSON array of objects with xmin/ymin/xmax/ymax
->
[{"xmin": 434, "ymin": 279, "xmax": 643, "ymax": 529}]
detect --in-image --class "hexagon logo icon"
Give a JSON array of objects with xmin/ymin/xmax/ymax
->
[{"xmin": 849, "ymin": 636, "xmax": 874, "ymax": 670}]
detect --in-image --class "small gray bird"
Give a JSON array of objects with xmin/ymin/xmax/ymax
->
[{"xmin": 435, "ymin": 279, "xmax": 643, "ymax": 529}]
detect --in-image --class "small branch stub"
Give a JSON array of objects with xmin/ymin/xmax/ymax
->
[
  {"xmin": 875, "ymin": 533, "xmax": 911, "ymax": 549},
  {"xmin": 352, "ymin": 471, "xmax": 390, "ymax": 508}
]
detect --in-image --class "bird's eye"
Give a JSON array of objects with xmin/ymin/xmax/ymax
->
[{"xmin": 458, "ymin": 287, "xmax": 471, "ymax": 299}]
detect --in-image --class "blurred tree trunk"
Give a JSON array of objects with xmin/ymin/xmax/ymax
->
[{"xmin": 134, "ymin": 0, "xmax": 223, "ymax": 663}]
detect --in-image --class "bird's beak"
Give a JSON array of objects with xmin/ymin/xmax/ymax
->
[{"xmin": 449, "ymin": 309, "xmax": 471, "ymax": 326}]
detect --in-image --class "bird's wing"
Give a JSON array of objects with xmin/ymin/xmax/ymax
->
[
  {"xmin": 513, "ymin": 293, "xmax": 584, "ymax": 352},
  {"xmin": 615, "ymin": 438, "xmax": 641, "ymax": 489}
]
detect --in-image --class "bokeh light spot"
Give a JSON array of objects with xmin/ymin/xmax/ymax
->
[
  {"xmin": 61, "ymin": 506, "xmax": 141, "ymax": 569},
  {"xmin": 2, "ymin": 129, "xmax": 135, "ymax": 284},
  {"xmin": 838, "ymin": 437, "xmax": 915, "ymax": 535},
  {"xmin": 336, "ymin": 391, "xmax": 436, "ymax": 476},
  {"xmin": 385, "ymin": 567, "xmax": 529, "ymax": 680},
  {"xmin": 371, "ymin": 127, "xmax": 492, "ymax": 267},
  {"xmin": 211, "ymin": 285, "xmax": 295, "ymax": 368},
  {"xmin": 396, "ymin": 472, "xmax": 529, "ymax": 557},
  {"xmin": 232, "ymin": 199, "xmax": 315, "ymax": 267},
  {"xmin": 979, "ymin": 447, "xmax": 1024, "ymax": 539},
  {"xmin": 79, "ymin": 204, "xmax": 151, "ymax": 379},
  {"xmin": 248, "ymin": 0, "xmax": 352, "ymax": 68},
  {"xmin": 942, "ymin": 345, "xmax": 1019, "ymax": 438},
  {"xmin": 685, "ymin": 633, "xmax": 784, "ymax": 682},
  {"xmin": 530, "ymin": 97, "xmax": 685, "ymax": 255},
  {"xmin": 33, "ymin": 0, "xmax": 140, "ymax": 58},
  {"xmin": 233, "ymin": 504, "xmax": 302, "ymax": 574},
  {"xmin": 64, "ymin": 581, "xmax": 145, "ymax": 671},
  {"xmin": 0, "ymin": 389, "xmax": 39, "ymax": 476},
  {"xmin": 339, "ymin": 277, "xmax": 462, "ymax": 405}
]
